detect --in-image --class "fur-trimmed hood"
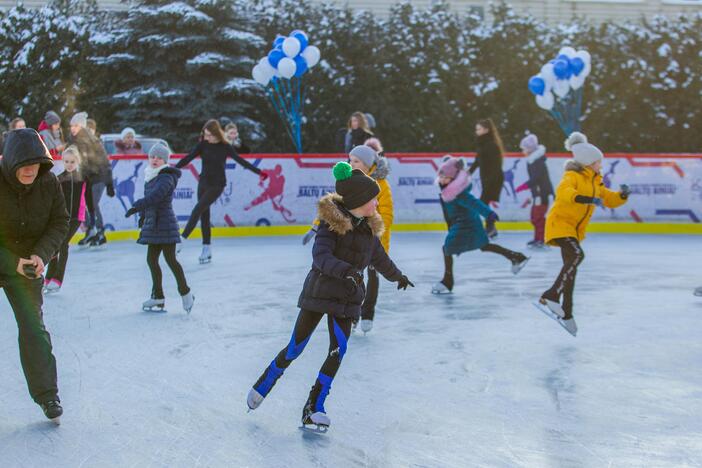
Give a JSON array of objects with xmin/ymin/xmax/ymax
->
[
  {"xmin": 564, "ymin": 159, "xmax": 585, "ymax": 173},
  {"xmin": 370, "ymin": 156, "xmax": 390, "ymax": 181},
  {"xmin": 526, "ymin": 145, "xmax": 546, "ymax": 164},
  {"xmin": 317, "ymin": 193, "xmax": 385, "ymax": 238}
]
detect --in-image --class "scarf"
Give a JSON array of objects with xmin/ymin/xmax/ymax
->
[
  {"xmin": 440, "ymin": 170, "xmax": 471, "ymax": 202},
  {"xmin": 144, "ymin": 164, "xmax": 168, "ymax": 183}
]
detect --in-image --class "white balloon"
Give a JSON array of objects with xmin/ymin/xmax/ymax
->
[
  {"xmin": 282, "ymin": 37, "xmax": 301, "ymax": 58},
  {"xmin": 540, "ymin": 63, "xmax": 557, "ymax": 88},
  {"xmin": 553, "ymin": 80, "xmax": 570, "ymax": 98},
  {"xmin": 258, "ymin": 57, "xmax": 276, "ymax": 80},
  {"xmin": 574, "ymin": 50, "xmax": 591, "ymax": 65},
  {"xmin": 301, "ymin": 45, "xmax": 321, "ymax": 68},
  {"xmin": 559, "ymin": 46, "xmax": 576, "ymax": 58},
  {"xmin": 278, "ymin": 57, "xmax": 296, "ymax": 79},
  {"xmin": 536, "ymin": 92, "xmax": 554, "ymax": 111},
  {"xmin": 252, "ymin": 65, "xmax": 269, "ymax": 85},
  {"xmin": 569, "ymin": 74, "xmax": 585, "ymax": 90}
]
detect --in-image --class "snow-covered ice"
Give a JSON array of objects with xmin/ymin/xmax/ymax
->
[{"xmin": 1, "ymin": 232, "xmax": 701, "ymax": 467}]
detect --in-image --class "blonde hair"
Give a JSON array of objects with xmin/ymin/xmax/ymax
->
[
  {"xmin": 348, "ymin": 112, "xmax": 373, "ymax": 135},
  {"xmin": 62, "ymin": 145, "xmax": 81, "ymax": 165}
]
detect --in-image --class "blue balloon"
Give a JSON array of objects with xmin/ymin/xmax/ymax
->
[
  {"xmin": 294, "ymin": 55, "xmax": 308, "ymax": 77},
  {"xmin": 273, "ymin": 34, "xmax": 285, "ymax": 48},
  {"xmin": 528, "ymin": 76, "xmax": 546, "ymax": 96},
  {"xmin": 268, "ymin": 48, "xmax": 285, "ymax": 68},
  {"xmin": 553, "ymin": 59, "xmax": 569, "ymax": 80},
  {"xmin": 292, "ymin": 31, "xmax": 308, "ymax": 53},
  {"xmin": 557, "ymin": 54, "xmax": 570, "ymax": 62},
  {"xmin": 570, "ymin": 57, "xmax": 585, "ymax": 76}
]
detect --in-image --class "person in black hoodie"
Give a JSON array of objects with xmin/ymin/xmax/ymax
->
[
  {"xmin": 176, "ymin": 119, "xmax": 266, "ymax": 264},
  {"xmin": 44, "ymin": 146, "xmax": 87, "ymax": 293},
  {"xmin": 470, "ymin": 118, "xmax": 505, "ymax": 239},
  {"xmin": 0, "ymin": 129, "xmax": 69, "ymax": 423},
  {"xmin": 246, "ymin": 162, "xmax": 414, "ymax": 431}
]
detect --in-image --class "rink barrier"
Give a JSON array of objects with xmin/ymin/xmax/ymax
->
[
  {"xmin": 69, "ymin": 221, "xmax": 702, "ymax": 244},
  {"xmin": 54, "ymin": 151, "xmax": 702, "ymax": 236}
]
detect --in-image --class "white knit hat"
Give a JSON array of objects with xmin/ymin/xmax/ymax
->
[
  {"xmin": 70, "ymin": 112, "xmax": 88, "ymax": 128},
  {"xmin": 120, "ymin": 127, "xmax": 136, "ymax": 140},
  {"xmin": 565, "ymin": 132, "xmax": 602, "ymax": 166}
]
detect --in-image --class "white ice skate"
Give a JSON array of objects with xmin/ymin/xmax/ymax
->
[
  {"xmin": 511, "ymin": 256, "xmax": 530, "ymax": 275},
  {"xmin": 43, "ymin": 281, "xmax": 61, "ymax": 294},
  {"xmin": 539, "ymin": 297, "xmax": 565, "ymax": 318},
  {"xmin": 181, "ymin": 292, "xmax": 195, "ymax": 314},
  {"xmin": 301, "ymin": 412, "xmax": 330, "ymax": 433},
  {"xmin": 431, "ymin": 282, "xmax": 452, "ymax": 295},
  {"xmin": 143, "ymin": 298, "xmax": 166, "ymax": 313},
  {"xmin": 247, "ymin": 388, "xmax": 265, "ymax": 411},
  {"xmin": 199, "ymin": 245, "xmax": 212, "ymax": 264},
  {"xmin": 533, "ymin": 301, "xmax": 577, "ymax": 337},
  {"xmin": 694, "ymin": 286, "xmax": 702, "ymax": 297},
  {"xmin": 360, "ymin": 319, "xmax": 373, "ymax": 334}
]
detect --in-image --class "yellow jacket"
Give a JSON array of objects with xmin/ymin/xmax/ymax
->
[
  {"xmin": 545, "ymin": 164, "xmax": 627, "ymax": 244},
  {"xmin": 375, "ymin": 177, "xmax": 394, "ymax": 253}
]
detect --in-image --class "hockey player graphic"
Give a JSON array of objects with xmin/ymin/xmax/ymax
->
[{"xmin": 244, "ymin": 164, "xmax": 295, "ymax": 223}]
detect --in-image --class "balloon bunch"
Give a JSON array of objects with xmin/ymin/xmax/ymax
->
[
  {"xmin": 252, "ymin": 30, "xmax": 321, "ymax": 153},
  {"xmin": 527, "ymin": 47, "xmax": 592, "ymax": 136}
]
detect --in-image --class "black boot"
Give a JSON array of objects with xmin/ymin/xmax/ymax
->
[
  {"xmin": 40, "ymin": 400, "xmax": 63, "ymax": 422},
  {"xmin": 302, "ymin": 373, "xmax": 333, "ymax": 430}
]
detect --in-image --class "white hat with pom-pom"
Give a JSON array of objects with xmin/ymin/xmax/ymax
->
[{"xmin": 565, "ymin": 132, "xmax": 603, "ymax": 166}]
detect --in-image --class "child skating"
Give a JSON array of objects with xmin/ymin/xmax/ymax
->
[
  {"xmin": 537, "ymin": 132, "xmax": 630, "ymax": 336},
  {"xmin": 125, "ymin": 144, "xmax": 195, "ymax": 314},
  {"xmin": 347, "ymin": 144, "xmax": 393, "ymax": 334},
  {"xmin": 44, "ymin": 146, "xmax": 87, "ymax": 293},
  {"xmin": 247, "ymin": 162, "xmax": 413, "ymax": 431},
  {"xmin": 520, "ymin": 133, "xmax": 553, "ymax": 249},
  {"xmin": 432, "ymin": 156, "xmax": 529, "ymax": 295}
]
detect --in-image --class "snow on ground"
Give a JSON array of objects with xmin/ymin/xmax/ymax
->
[{"xmin": 1, "ymin": 232, "xmax": 701, "ymax": 467}]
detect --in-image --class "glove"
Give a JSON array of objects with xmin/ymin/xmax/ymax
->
[
  {"xmin": 125, "ymin": 207, "xmax": 138, "ymax": 218},
  {"xmin": 345, "ymin": 269, "xmax": 364, "ymax": 287},
  {"xmin": 259, "ymin": 172, "xmax": 269, "ymax": 182},
  {"xmin": 487, "ymin": 212, "xmax": 499, "ymax": 223},
  {"xmin": 620, "ymin": 184, "xmax": 631, "ymax": 199},
  {"xmin": 302, "ymin": 228, "xmax": 317, "ymax": 245},
  {"xmin": 396, "ymin": 275, "xmax": 415, "ymax": 291},
  {"xmin": 574, "ymin": 195, "xmax": 603, "ymax": 207},
  {"xmin": 106, "ymin": 184, "xmax": 115, "ymax": 198}
]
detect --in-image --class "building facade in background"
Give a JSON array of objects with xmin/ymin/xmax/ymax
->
[{"xmin": 1, "ymin": 0, "xmax": 701, "ymax": 23}]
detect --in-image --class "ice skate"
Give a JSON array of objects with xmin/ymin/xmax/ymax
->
[
  {"xmin": 360, "ymin": 319, "xmax": 373, "ymax": 334},
  {"xmin": 511, "ymin": 255, "xmax": 530, "ymax": 275},
  {"xmin": 142, "ymin": 297, "xmax": 166, "ymax": 313},
  {"xmin": 248, "ymin": 360, "xmax": 285, "ymax": 410},
  {"xmin": 301, "ymin": 374, "xmax": 332, "ymax": 433},
  {"xmin": 90, "ymin": 229, "xmax": 107, "ymax": 249},
  {"xmin": 181, "ymin": 291, "xmax": 195, "ymax": 314},
  {"xmin": 78, "ymin": 227, "xmax": 97, "ymax": 249},
  {"xmin": 694, "ymin": 286, "xmax": 702, "ymax": 297},
  {"xmin": 539, "ymin": 296, "xmax": 565, "ymax": 318},
  {"xmin": 527, "ymin": 240, "xmax": 546, "ymax": 250},
  {"xmin": 40, "ymin": 400, "xmax": 63, "ymax": 425},
  {"xmin": 43, "ymin": 280, "xmax": 61, "ymax": 295},
  {"xmin": 431, "ymin": 281, "xmax": 452, "ymax": 294},
  {"xmin": 533, "ymin": 300, "xmax": 576, "ymax": 337},
  {"xmin": 199, "ymin": 245, "xmax": 212, "ymax": 264}
]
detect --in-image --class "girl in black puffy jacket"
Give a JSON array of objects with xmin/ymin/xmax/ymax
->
[{"xmin": 246, "ymin": 162, "xmax": 413, "ymax": 431}]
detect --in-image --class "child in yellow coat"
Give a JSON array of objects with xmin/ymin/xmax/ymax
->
[
  {"xmin": 539, "ymin": 132, "xmax": 630, "ymax": 335},
  {"xmin": 348, "ymin": 142, "xmax": 393, "ymax": 333}
]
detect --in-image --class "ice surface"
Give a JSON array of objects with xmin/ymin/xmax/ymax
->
[{"xmin": 1, "ymin": 233, "xmax": 701, "ymax": 467}]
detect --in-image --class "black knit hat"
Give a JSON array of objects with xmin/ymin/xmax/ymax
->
[{"xmin": 333, "ymin": 162, "xmax": 380, "ymax": 210}]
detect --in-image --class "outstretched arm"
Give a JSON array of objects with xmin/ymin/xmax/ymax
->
[
  {"xmin": 228, "ymin": 145, "xmax": 261, "ymax": 175},
  {"xmin": 175, "ymin": 141, "xmax": 203, "ymax": 169}
]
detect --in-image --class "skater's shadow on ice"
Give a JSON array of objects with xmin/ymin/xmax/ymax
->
[
  {"xmin": 541, "ymin": 346, "xmax": 577, "ymax": 412},
  {"xmin": 299, "ymin": 426, "xmax": 331, "ymax": 446}
]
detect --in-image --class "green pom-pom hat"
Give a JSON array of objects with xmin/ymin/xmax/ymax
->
[{"xmin": 333, "ymin": 161, "xmax": 380, "ymax": 210}]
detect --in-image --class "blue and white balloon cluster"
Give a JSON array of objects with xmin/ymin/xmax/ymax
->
[
  {"xmin": 527, "ymin": 47, "xmax": 592, "ymax": 135},
  {"xmin": 252, "ymin": 30, "xmax": 321, "ymax": 84}
]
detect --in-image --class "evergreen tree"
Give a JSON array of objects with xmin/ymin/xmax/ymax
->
[{"xmin": 83, "ymin": 0, "xmax": 266, "ymax": 151}]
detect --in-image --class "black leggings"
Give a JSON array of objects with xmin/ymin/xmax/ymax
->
[
  {"xmin": 361, "ymin": 267, "xmax": 379, "ymax": 321},
  {"xmin": 46, "ymin": 219, "xmax": 81, "ymax": 284},
  {"xmin": 146, "ymin": 244, "xmax": 190, "ymax": 299},
  {"xmin": 543, "ymin": 237, "xmax": 585, "ymax": 319},
  {"xmin": 273, "ymin": 310, "xmax": 353, "ymax": 379},
  {"xmin": 181, "ymin": 182, "xmax": 225, "ymax": 245}
]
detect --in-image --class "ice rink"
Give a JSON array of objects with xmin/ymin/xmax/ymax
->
[{"xmin": 1, "ymin": 232, "xmax": 701, "ymax": 467}]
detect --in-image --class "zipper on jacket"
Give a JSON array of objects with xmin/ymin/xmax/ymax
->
[{"xmin": 574, "ymin": 172, "xmax": 596, "ymax": 234}]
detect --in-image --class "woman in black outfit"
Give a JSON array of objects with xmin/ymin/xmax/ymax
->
[
  {"xmin": 176, "ymin": 119, "xmax": 266, "ymax": 263},
  {"xmin": 469, "ymin": 118, "xmax": 505, "ymax": 239}
]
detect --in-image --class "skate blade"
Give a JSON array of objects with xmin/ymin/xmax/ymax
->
[
  {"xmin": 532, "ymin": 302, "xmax": 576, "ymax": 337},
  {"xmin": 300, "ymin": 423, "xmax": 329, "ymax": 434},
  {"xmin": 143, "ymin": 308, "xmax": 167, "ymax": 313},
  {"xmin": 512, "ymin": 257, "xmax": 530, "ymax": 275},
  {"xmin": 50, "ymin": 416, "xmax": 61, "ymax": 425}
]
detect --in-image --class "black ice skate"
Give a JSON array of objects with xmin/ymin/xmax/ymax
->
[
  {"xmin": 40, "ymin": 400, "xmax": 63, "ymax": 424},
  {"xmin": 78, "ymin": 228, "xmax": 97, "ymax": 249},
  {"xmin": 90, "ymin": 230, "xmax": 107, "ymax": 249},
  {"xmin": 511, "ymin": 254, "xmax": 530, "ymax": 275}
]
